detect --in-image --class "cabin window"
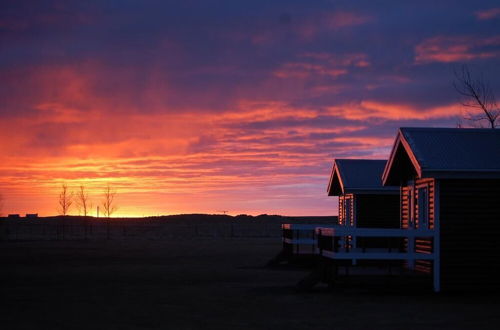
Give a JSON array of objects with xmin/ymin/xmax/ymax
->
[{"xmin": 417, "ymin": 187, "xmax": 429, "ymax": 229}]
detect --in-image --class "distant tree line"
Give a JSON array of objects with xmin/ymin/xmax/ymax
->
[{"xmin": 57, "ymin": 184, "xmax": 118, "ymax": 217}]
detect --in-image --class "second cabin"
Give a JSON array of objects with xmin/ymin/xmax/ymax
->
[{"xmin": 327, "ymin": 159, "xmax": 400, "ymax": 229}]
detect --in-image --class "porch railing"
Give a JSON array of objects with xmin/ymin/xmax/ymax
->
[
  {"xmin": 315, "ymin": 226, "xmax": 440, "ymax": 292},
  {"xmin": 282, "ymin": 223, "xmax": 336, "ymax": 255}
]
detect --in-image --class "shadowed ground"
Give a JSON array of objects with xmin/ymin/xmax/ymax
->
[{"xmin": 1, "ymin": 238, "xmax": 499, "ymax": 329}]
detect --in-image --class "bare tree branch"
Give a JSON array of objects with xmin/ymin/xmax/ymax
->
[
  {"xmin": 58, "ymin": 184, "xmax": 73, "ymax": 216},
  {"xmin": 76, "ymin": 185, "xmax": 92, "ymax": 217},
  {"xmin": 453, "ymin": 65, "xmax": 499, "ymax": 129},
  {"xmin": 102, "ymin": 184, "xmax": 117, "ymax": 218}
]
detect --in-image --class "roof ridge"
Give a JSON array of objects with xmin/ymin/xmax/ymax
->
[
  {"xmin": 335, "ymin": 159, "xmax": 387, "ymax": 162},
  {"xmin": 401, "ymin": 127, "xmax": 500, "ymax": 132}
]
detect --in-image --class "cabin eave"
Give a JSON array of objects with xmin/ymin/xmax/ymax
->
[
  {"xmin": 383, "ymin": 130, "xmax": 423, "ymax": 186},
  {"xmin": 327, "ymin": 163, "xmax": 345, "ymax": 196}
]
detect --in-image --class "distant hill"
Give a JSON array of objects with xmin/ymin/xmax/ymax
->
[{"xmin": 1, "ymin": 213, "xmax": 338, "ymax": 225}]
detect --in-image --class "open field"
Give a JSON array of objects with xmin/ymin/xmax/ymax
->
[
  {"xmin": 1, "ymin": 221, "xmax": 499, "ymax": 329},
  {"xmin": 0, "ymin": 215, "xmax": 335, "ymax": 241}
]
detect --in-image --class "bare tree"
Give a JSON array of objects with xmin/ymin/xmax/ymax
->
[
  {"xmin": 453, "ymin": 65, "xmax": 499, "ymax": 128},
  {"xmin": 58, "ymin": 184, "xmax": 73, "ymax": 216},
  {"xmin": 102, "ymin": 184, "xmax": 117, "ymax": 218},
  {"xmin": 76, "ymin": 185, "xmax": 92, "ymax": 217}
]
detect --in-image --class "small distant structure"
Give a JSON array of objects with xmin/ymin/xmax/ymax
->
[
  {"xmin": 8, "ymin": 214, "xmax": 20, "ymax": 218},
  {"xmin": 383, "ymin": 127, "xmax": 500, "ymax": 291},
  {"xmin": 26, "ymin": 213, "xmax": 38, "ymax": 219}
]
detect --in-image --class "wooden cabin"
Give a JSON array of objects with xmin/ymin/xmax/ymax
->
[
  {"xmin": 382, "ymin": 127, "xmax": 500, "ymax": 291},
  {"xmin": 328, "ymin": 159, "xmax": 400, "ymax": 229}
]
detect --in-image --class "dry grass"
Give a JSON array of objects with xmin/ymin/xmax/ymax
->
[{"xmin": 1, "ymin": 233, "xmax": 499, "ymax": 329}]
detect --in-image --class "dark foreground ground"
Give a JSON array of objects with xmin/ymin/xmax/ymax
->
[{"xmin": 1, "ymin": 238, "xmax": 499, "ymax": 330}]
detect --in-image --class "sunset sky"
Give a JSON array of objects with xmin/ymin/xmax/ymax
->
[{"xmin": 1, "ymin": 1, "xmax": 500, "ymax": 217}]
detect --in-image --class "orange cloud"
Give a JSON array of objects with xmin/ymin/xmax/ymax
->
[
  {"xmin": 274, "ymin": 53, "xmax": 370, "ymax": 79},
  {"xmin": 274, "ymin": 63, "xmax": 348, "ymax": 79},
  {"xmin": 475, "ymin": 8, "xmax": 500, "ymax": 20},
  {"xmin": 251, "ymin": 10, "xmax": 372, "ymax": 45},
  {"xmin": 414, "ymin": 35, "xmax": 500, "ymax": 63},
  {"xmin": 329, "ymin": 101, "xmax": 461, "ymax": 121},
  {"xmin": 1, "ymin": 81, "xmax": 366, "ymax": 217},
  {"xmin": 296, "ymin": 11, "xmax": 372, "ymax": 41},
  {"xmin": 325, "ymin": 11, "xmax": 371, "ymax": 28},
  {"xmin": 0, "ymin": 50, "xmax": 460, "ymax": 217},
  {"xmin": 300, "ymin": 52, "xmax": 371, "ymax": 67}
]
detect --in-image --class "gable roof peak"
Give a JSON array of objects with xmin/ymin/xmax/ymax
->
[
  {"xmin": 328, "ymin": 158, "xmax": 398, "ymax": 196},
  {"xmin": 383, "ymin": 127, "xmax": 500, "ymax": 185}
]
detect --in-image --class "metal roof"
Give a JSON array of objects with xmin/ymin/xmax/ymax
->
[
  {"xmin": 328, "ymin": 159, "xmax": 398, "ymax": 196},
  {"xmin": 383, "ymin": 127, "xmax": 500, "ymax": 185}
]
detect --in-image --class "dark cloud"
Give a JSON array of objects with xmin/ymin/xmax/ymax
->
[{"xmin": 2, "ymin": 1, "xmax": 499, "ymax": 117}]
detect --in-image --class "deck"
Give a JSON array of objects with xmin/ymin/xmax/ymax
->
[{"xmin": 278, "ymin": 224, "xmax": 441, "ymax": 292}]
